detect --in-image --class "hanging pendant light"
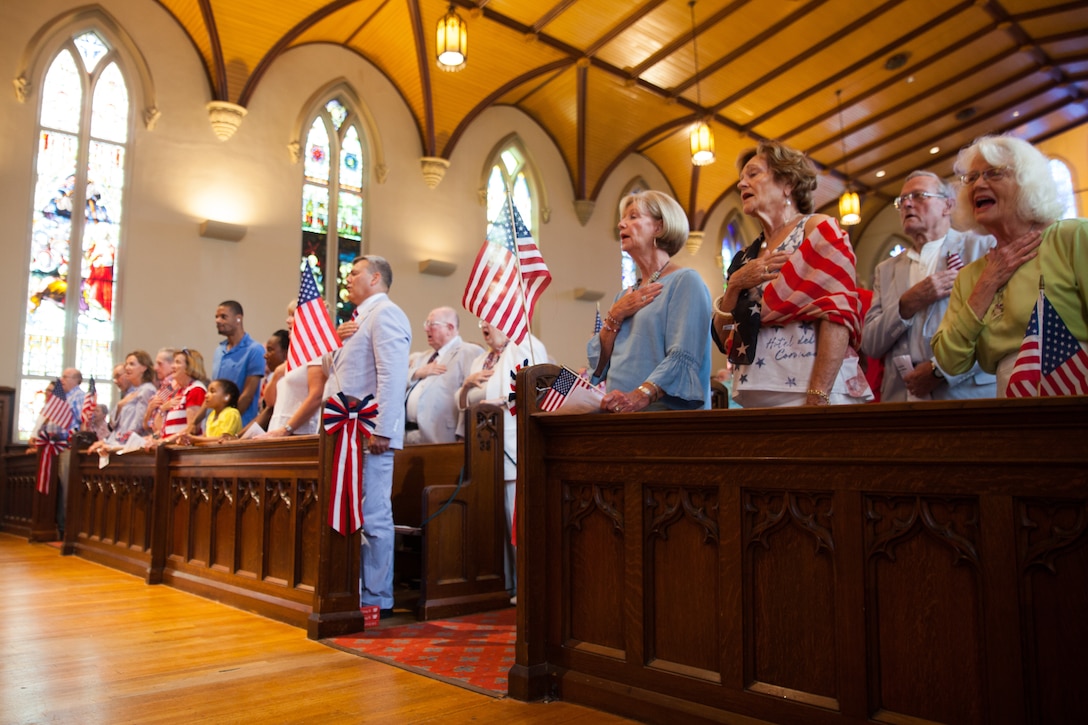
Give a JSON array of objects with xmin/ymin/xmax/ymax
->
[
  {"xmin": 688, "ymin": 1, "xmax": 715, "ymax": 167},
  {"xmin": 436, "ymin": 3, "xmax": 467, "ymax": 72},
  {"xmin": 836, "ymin": 89, "xmax": 860, "ymax": 225}
]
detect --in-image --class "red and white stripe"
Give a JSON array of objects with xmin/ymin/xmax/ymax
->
[{"xmin": 762, "ymin": 218, "xmax": 864, "ymax": 348}]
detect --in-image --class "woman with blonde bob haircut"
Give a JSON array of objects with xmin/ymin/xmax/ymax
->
[
  {"xmin": 589, "ymin": 189, "xmax": 712, "ymax": 412},
  {"xmin": 932, "ymin": 135, "xmax": 1087, "ymax": 396}
]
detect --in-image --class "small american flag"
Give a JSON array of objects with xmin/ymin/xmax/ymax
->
[
  {"xmin": 463, "ymin": 195, "xmax": 551, "ymax": 345},
  {"xmin": 539, "ymin": 367, "xmax": 601, "ymax": 412},
  {"xmin": 81, "ymin": 377, "xmax": 98, "ymax": 427},
  {"xmin": 946, "ymin": 252, "xmax": 964, "ymax": 272},
  {"xmin": 288, "ymin": 259, "xmax": 342, "ymax": 371},
  {"xmin": 41, "ymin": 378, "xmax": 74, "ymax": 430},
  {"xmin": 594, "ymin": 305, "xmax": 602, "ymax": 334},
  {"xmin": 1006, "ymin": 279, "xmax": 1088, "ymax": 397}
]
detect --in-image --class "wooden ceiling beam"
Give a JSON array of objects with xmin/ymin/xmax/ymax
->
[
  {"xmin": 706, "ymin": 0, "xmax": 907, "ymax": 116},
  {"xmin": 779, "ymin": 23, "xmax": 1000, "ymax": 145},
  {"xmin": 744, "ymin": 0, "xmax": 976, "ymax": 133},
  {"xmin": 628, "ymin": 0, "xmax": 753, "ymax": 79}
]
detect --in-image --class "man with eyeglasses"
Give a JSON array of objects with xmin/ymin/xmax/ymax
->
[
  {"xmin": 862, "ymin": 170, "xmax": 996, "ymax": 401},
  {"xmin": 403, "ymin": 306, "xmax": 483, "ymax": 444}
]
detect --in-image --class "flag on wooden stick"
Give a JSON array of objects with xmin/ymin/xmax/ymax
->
[
  {"xmin": 41, "ymin": 378, "xmax": 74, "ymax": 430},
  {"xmin": 81, "ymin": 377, "xmax": 98, "ymax": 428},
  {"xmin": 463, "ymin": 196, "xmax": 551, "ymax": 345},
  {"xmin": 288, "ymin": 260, "xmax": 342, "ymax": 371}
]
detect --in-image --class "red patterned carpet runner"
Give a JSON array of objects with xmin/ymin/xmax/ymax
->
[{"xmin": 324, "ymin": 607, "xmax": 515, "ymax": 697}]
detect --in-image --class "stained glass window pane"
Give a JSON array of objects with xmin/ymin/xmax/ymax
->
[
  {"xmin": 512, "ymin": 173, "xmax": 533, "ymax": 233},
  {"xmin": 337, "ymin": 192, "xmax": 362, "ymax": 240},
  {"xmin": 340, "ymin": 126, "xmax": 363, "ymax": 192},
  {"xmin": 486, "ymin": 166, "xmax": 505, "ymax": 222},
  {"xmin": 74, "ymin": 31, "xmax": 108, "ymax": 72},
  {"xmin": 90, "ymin": 62, "xmax": 128, "ymax": 143},
  {"xmin": 25, "ymin": 131, "xmax": 79, "ymax": 377},
  {"xmin": 302, "ymin": 184, "xmax": 329, "ymax": 234},
  {"xmin": 500, "ymin": 149, "xmax": 519, "ymax": 176},
  {"xmin": 305, "ymin": 118, "xmax": 331, "ymax": 184},
  {"xmin": 326, "ymin": 98, "xmax": 348, "ymax": 131},
  {"xmin": 40, "ymin": 50, "xmax": 82, "ymax": 133},
  {"xmin": 335, "ymin": 234, "xmax": 361, "ymax": 325},
  {"xmin": 76, "ymin": 140, "xmax": 124, "ymax": 379}
]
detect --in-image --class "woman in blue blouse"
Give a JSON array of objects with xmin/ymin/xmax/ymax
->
[{"xmin": 588, "ymin": 190, "xmax": 712, "ymax": 412}]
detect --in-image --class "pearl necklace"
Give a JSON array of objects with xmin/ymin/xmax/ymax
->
[{"xmin": 634, "ymin": 259, "xmax": 670, "ymax": 290}]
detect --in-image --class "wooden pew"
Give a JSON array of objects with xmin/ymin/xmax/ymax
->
[
  {"xmin": 510, "ymin": 363, "xmax": 1088, "ymax": 725},
  {"xmin": 0, "ymin": 445, "xmax": 56, "ymax": 541},
  {"xmin": 56, "ymin": 403, "xmax": 507, "ymax": 637},
  {"xmin": 0, "ymin": 385, "xmax": 65, "ymax": 541},
  {"xmin": 396, "ymin": 403, "xmax": 509, "ymax": 620}
]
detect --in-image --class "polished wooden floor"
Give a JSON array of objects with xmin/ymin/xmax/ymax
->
[{"xmin": 0, "ymin": 534, "xmax": 631, "ymax": 724}]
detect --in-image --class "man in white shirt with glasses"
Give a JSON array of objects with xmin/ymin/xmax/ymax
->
[{"xmin": 863, "ymin": 170, "xmax": 996, "ymax": 401}]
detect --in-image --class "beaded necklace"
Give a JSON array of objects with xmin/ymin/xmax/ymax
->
[{"xmin": 634, "ymin": 259, "xmax": 670, "ymax": 290}]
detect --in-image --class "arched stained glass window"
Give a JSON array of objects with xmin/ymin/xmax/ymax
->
[
  {"xmin": 1049, "ymin": 158, "xmax": 1078, "ymax": 219},
  {"xmin": 19, "ymin": 29, "xmax": 129, "ymax": 439},
  {"xmin": 486, "ymin": 145, "xmax": 534, "ymax": 229},
  {"xmin": 300, "ymin": 97, "xmax": 366, "ymax": 324}
]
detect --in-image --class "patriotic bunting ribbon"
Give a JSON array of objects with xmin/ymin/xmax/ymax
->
[
  {"xmin": 36, "ymin": 430, "xmax": 69, "ymax": 495},
  {"xmin": 322, "ymin": 392, "xmax": 378, "ymax": 534}
]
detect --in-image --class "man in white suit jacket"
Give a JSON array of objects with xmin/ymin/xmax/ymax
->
[
  {"xmin": 326, "ymin": 255, "xmax": 411, "ymax": 614},
  {"xmin": 404, "ymin": 306, "xmax": 482, "ymax": 444},
  {"xmin": 863, "ymin": 171, "xmax": 996, "ymax": 401}
]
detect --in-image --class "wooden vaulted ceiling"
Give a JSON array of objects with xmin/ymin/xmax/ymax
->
[{"xmin": 156, "ymin": 0, "xmax": 1087, "ymax": 230}]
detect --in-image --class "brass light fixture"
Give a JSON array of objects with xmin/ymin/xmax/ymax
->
[
  {"xmin": 688, "ymin": 1, "xmax": 715, "ymax": 167},
  {"xmin": 436, "ymin": 3, "xmax": 467, "ymax": 72},
  {"xmin": 836, "ymin": 89, "xmax": 860, "ymax": 225}
]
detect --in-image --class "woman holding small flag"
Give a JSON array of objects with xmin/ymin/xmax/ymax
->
[
  {"xmin": 931, "ymin": 135, "xmax": 1087, "ymax": 397},
  {"xmin": 590, "ymin": 190, "xmax": 712, "ymax": 413},
  {"xmin": 711, "ymin": 141, "xmax": 871, "ymax": 407}
]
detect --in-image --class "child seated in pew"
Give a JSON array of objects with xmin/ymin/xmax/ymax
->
[{"xmin": 178, "ymin": 379, "xmax": 241, "ymax": 445}]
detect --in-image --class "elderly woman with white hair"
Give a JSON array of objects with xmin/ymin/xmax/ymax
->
[
  {"xmin": 931, "ymin": 135, "xmax": 1087, "ymax": 396},
  {"xmin": 589, "ymin": 189, "xmax": 712, "ymax": 412}
]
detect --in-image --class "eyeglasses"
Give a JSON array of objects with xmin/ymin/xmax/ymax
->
[
  {"xmin": 893, "ymin": 191, "xmax": 946, "ymax": 209},
  {"xmin": 960, "ymin": 167, "xmax": 1008, "ymax": 186},
  {"xmin": 422, "ymin": 321, "xmax": 452, "ymax": 330}
]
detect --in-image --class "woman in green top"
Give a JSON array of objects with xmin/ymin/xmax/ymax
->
[{"xmin": 931, "ymin": 135, "xmax": 1087, "ymax": 396}]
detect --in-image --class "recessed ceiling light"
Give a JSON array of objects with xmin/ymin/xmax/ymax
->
[
  {"xmin": 1012, "ymin": 110, "xmax": 1021, "ymax": 118},
  {"xmin": 906, "ymin": 75, "xmax": 914, "ymax": 84},
  {"xmin": 929, "ymin": 146, "xmax": 940, "ymax": 154},
  {"xmin": 885, "ymin": 52, "xmax": 910, "ymax": 71},
  {"xmin": 875, "ymin": 170, "xmax": 886, "ymax": 178},
  {"xmin": 955, "ymin": 107, "xmax": 976, "ymax": 122}
]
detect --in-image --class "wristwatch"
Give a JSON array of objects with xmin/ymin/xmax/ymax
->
[
  {"xmin": 930, "ymin": 358, "xmax": 945, "ymax": 379},
  {"xmin": 284, "ymin": 424, "xmax": 294, "ymax": 435}
]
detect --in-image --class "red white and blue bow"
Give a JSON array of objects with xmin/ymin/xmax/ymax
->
[
  {"xmin": 322, "ymin": 392, "xmax": 378, "ymax": 534},
  {"xmin": 36, "ymin": 430, "xmax": 69, "ymax": 495}
]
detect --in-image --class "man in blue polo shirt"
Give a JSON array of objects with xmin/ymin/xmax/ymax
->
[{"xmin": 211, "ymin": 300, "xmax": 265, "ymax": 425}]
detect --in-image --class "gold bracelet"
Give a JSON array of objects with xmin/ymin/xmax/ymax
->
[
  {"xmin": 637, "ymin": 383, "xmax": 657, "ymax": 402},
  {"xmin": 806, "ymin": 388, "xmax": 830, "ymax": 405},
  {"xmin": 712, "ymin": 295, "xmax": 735, "ymax": 320}
]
